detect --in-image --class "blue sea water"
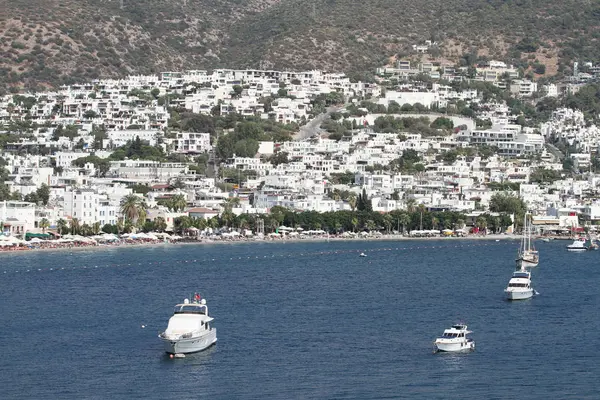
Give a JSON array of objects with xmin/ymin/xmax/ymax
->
[{"xmin": 0, "ymin": 239, "xmax": 599, "ymax": 399}]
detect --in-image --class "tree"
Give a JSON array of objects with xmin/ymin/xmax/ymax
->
[
  {"xmin": 489, "ymin": 193, "xmax": 526, "ymax": 229},
  {"xmin": 351, "ymin": 217, "xmax": 359, "ymax": 232},
  {"xmin": 120, "ymin": 194, "xmax": 148, "ymax": 227},
  {"xmin": 142, "ymin": 220, "xmax": 156, "ymax": 233},
  {"xmin": 69, "ymin": 218, "xmax": 80, "ymax": 235},
  {"xmin": 24, "ymin": 192, "xmax": 40, "ymax": 204},
  {"xmin": 92, "ymin": 126, "xmax": 108, "ymax": 150},
  {"xmin": 174, "ymin": 216, "xmax": 193, "ymax": 233},
  {"xmin": 36, "ymin": 184, "xmax": 50, "ymax": 205},
  {"xmin": 269, "ymin": 151, "xmax": 289, "ymax": 166},
  {"xmin": 475, "ymin": 217, "xmax": 488, "ymax": 234},
  {"xmin": 222, "ymin": 197, "xmax": 241, "ymax": 212},
  {"xmin": 357, "ymin": 188, "xmax": 372, "ymax": 212},
  {"xmin": 168, "ymin": 194, "xmax": 187, "ymax": 212},
  {"xmin": 231, "ymin": 85, "xmax": 243, "ymax": 98},
  {"xmin": 529, "ymin": 167, "xmax": 561, "ymax": 184},
  {"xmin": 39, "ymin": 218, "xmax": 50, "ymax": 233},
  {"xmin": 430, "ymin": 117, "xmax": 454, "ymax": 130},
  {"xmin": 56, "ymin": 218, "xmax": 68, "ymax": 235},
  {"xmin": 398, "ymin": 212, "xmax": 411, "ymax": 233},
  {"xmin": 102, "ymin": 224, "xmax": 118, "ymax": 234},
  {"xmin": 348, "ymin": 193, "xmax": 357, "ymax": 211},
  {"xmin": 154, "ymin": 217, "xmax": 167, "ymax": 232}
]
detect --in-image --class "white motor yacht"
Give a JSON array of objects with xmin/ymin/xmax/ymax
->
[
  {"xmin": 567, "ymin": 238, "xmax": 588, "ymax": 252},
  {"xmin": 434, "ymin": 324, "xmax": 475, "ymax": 352},
  {"xmin": 159, "ymin": 296, "xmax": 217, "ymax": 355},
  {"xmin": 504, "ymin": 269, "xmax": 534, "ymax": 300},
  {"xmin": 359, "ymin": 252, "xmax": 367, "ymax": 257}
]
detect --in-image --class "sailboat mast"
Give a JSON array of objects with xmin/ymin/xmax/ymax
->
[{"xmin": 525, "ymin": 213, "xmax": 531, "ymax": 251}]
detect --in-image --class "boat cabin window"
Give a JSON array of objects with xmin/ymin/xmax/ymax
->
[
  {"xmin": 508, "ymin": 283, "xmax": 529, "ymax": 288},
  {"xmin": 174, "ymin": 305, "xmax": 206, "ymax": 314},
  {"xmin": 443, "ymin": 332, "xmax": 460, "ymax": 338}
]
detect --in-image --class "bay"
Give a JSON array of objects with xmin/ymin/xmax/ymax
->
[{"xmin": 0, "ymin": 239, "xmax": 598, "ymax": 399}]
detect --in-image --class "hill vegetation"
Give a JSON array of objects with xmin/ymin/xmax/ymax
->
[{"xmin": 1, "ymin": 0, "xmax": 600, "ymax": 91}]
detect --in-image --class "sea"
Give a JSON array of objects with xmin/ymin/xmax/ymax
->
[{"xmin": 1, "ymin": 238, "xmax": 599, "ymax": 399}]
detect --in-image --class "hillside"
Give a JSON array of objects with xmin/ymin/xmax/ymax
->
[{"xmin": 1, "ymin": 0, "xmax": 599, "ymax": 91}]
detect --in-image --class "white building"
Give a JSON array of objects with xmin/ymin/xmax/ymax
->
[
  {"xmin": 108, "ymin": 161, "xmax": 190, "ymax": 180},
  {"xmin": 108, "ymin": 129, "xmax": 159, "ymax": 147},
  {"xmin": 171, "ymin": 132, "xmax": 211, "ymax": 154},
  {"xmin": 0, "ymin": 201, "xmax": 36, "ymax": 234}
]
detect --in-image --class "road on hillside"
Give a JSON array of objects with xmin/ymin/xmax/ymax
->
[
  {"xmin": 294, "ymin": 105, "xmax": 344, "ymax": 141},
  {"xmin": 546, "ymin": 143, "xmax": 564, "ymax": 162}
]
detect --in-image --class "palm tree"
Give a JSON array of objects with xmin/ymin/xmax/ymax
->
[
  {"xmin": 39, "ymin": 218, "xmax": 50, "ymax": 233},
  {"xmin": 405, "ymin": 198, "xmax": 416, "ymax": 213},
  {"xmin": 116, "ymin": 217, "xmax": 124, "ymax": 234},
  {"xmin": 237, "ymin": 215, "xmax": 250, "ymax": 230},
  {"xmin": 222, "ymin": 197, "xmax": 240, "ymax": 212},
  {"xmin": 193, "ymin": 217, "xmax": 207, "ymax": 231},
  {"xmin": 431, "ymin": 216, "xmax": 439, "ymax": 230},
  {"xmin": 266, "ymin": 216, "xmax": 279, "ymax": 232},
  {"xmin": 120, "ymin": 194, "xmax": 147, "ymax": 226},
  {"xmin": 398, "ymin": 212, "xmax": 411, "ymax": 233},
  {"xmin": 56, "ymin": 218, "xmax": 68, "ymax": 235},
  {"xmin": 123, "ymin": 220, "xmax": 134, "ymax": 234},
  {"xmin": 382, "ymin": 213, "xmax": 393, "ymax": 233},
  {"xmin": 174, "ymin": 216, "xmax": 193, "ymax": 234},
  {"xmin": 417, "ymin": 204, "xmax": 426, "ymax": 230},
  {"xmin": 351, "ymin": 216, "xmax": 359, "ymax": 232},
  {"xmin": 169, "ymin": 194, "xmax": 187, "ymax": 212},
  {"xmin": 80, "ymin": 223, "xmax": 92, "ymax": 236},
  {"xmin": 333, "ymin": 221, "xmax": 342, "ymax": 234},
  {"xmin": 92, "ymin": 222, "xmax": 101, "ymax": 235},
  {"xmin": 364, "ymin": 219, "xmax": 377, "ymax": 232},
  {"xmin": 220, "ymin": 210, "xmax": 235, "ymax": 227},
  {"xmin": 69, "ymin": 218, "xmax": 80, "ymax": 235},
  {"xmin": 208, "ymin": 217, "xmax": 220, "ymax": 229},
  {"xmin": 348, "ymin": 193, "xmax": 357, "ymax": 211},
  {"xmin": 455, "ymin": 218, "xmax": 465, "ymax": 230},
  {"xmin": 476, "ymin": 216, "xmax": 488, "ymax": 234}
]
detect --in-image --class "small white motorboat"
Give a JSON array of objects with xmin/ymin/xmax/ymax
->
[
  {"xmin": 504, "ymin": 269, "xmax": 534, "ymax": 300},
  {"xmin": 159, "ymin": 295, "xmax": 217, "ymax": 355},
  {"xmin": 434, "ymin": 324, "xmax": 475, "ymax": 352},
  {"xmin": 567, "ymin": 238, "xmax": 588, "ymax": 252},
  {"xmin": 359, "ymin": 252, "xmax": 367, "ymax": 257}
]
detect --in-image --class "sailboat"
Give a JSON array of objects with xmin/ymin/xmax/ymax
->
[
  {"xmin": 516, "ymin": 213, "xmax": 539, "ymax": 268},
  {"xmin": 588, "ymin": 233, "xmax": 598, "ymax": 250}
]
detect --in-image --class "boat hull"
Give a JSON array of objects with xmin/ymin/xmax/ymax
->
[
  {"xmin": 505, "ymin": 288, "xmax": 534, "ymax": 300},
  {"xmin": 435, "ymin": 340, "xmax": 475, "ymax": 352},
  {"xmin": 516, "ymin": 258, "xmax": 538, "ymax": 268},
  {"xmin": 567, "ymin": 247, "xmax": 588, "ymax": 252},
  {"xmin": 160, "ymin": 329, "xmax": 217, "ymax": 354}
]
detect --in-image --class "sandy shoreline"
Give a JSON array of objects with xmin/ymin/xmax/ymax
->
[{"xmin": 0, "ymin": 233, "xmax": 525, "ymax": 256}]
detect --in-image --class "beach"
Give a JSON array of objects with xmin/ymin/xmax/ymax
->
[{"xmin": 0, "ymin": 232, "xmax": 523, "ymax": 255}]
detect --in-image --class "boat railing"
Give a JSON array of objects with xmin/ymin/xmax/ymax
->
[{"xmin": 159, "ymin": 330, "xmax": 203, "ymax": 340}]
